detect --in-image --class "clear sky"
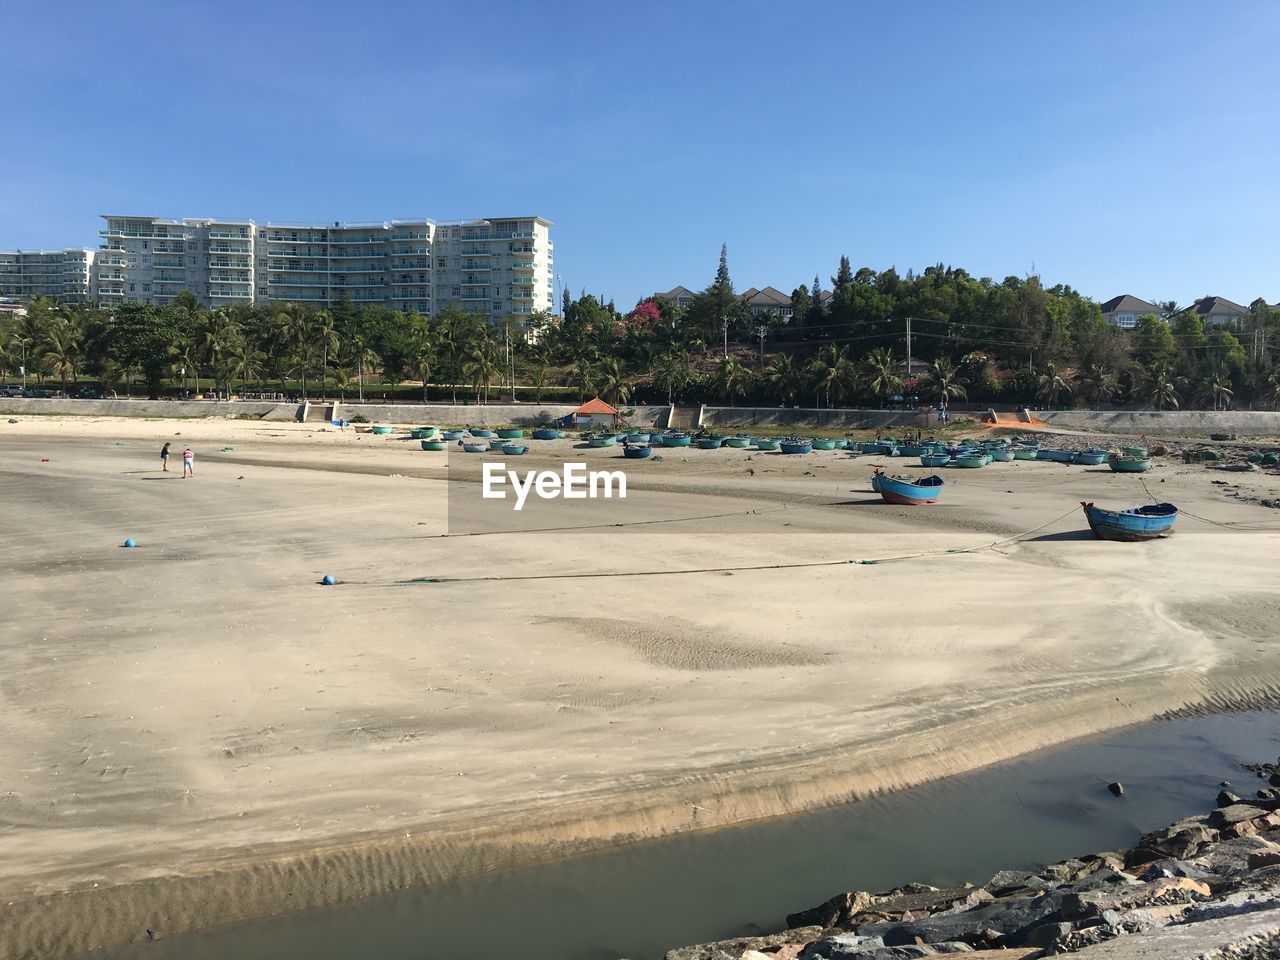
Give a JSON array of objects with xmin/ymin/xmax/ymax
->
[{"xmin": 2, "ymin": 0, "xmax": 1277, "ymax": 311}]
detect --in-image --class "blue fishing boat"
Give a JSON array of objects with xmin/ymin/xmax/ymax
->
[
  {"xmin": 1108, "ymin": 455, "xmax": 1152, "ymax": 473},
  {"xmin": 754, "ymin": 438, "xmax": 781, "ymax": 451},
  {"xmin": 987, "ymin": 447, "xmax": 1014, "ymax": 462},
  {"xmin": 779, "ymin": 439, "xmax": 812, "ymax": 455},
  {"xmin": 1014, "ymin": 438, "xmax": 1041, "ymax": 450},
  {"xmin": 462, "ymin": 442, "xmax": 489, "ymax": 453},
  {"xmin": 662, "ymin": 432, "xmax": 691, "ymax": 447},
  {"xmin": 496, "ymin": 428, "xmax": 525, "ymax": 439},
  {"xmin": 724, "ymin": 436, "xmax": 752, "ymax": 448},
  {"xmin": 441, "ymin": 430, "xmax": 465, "ymax": 440},
  {"xmin": 587, "ymin": 434, "xmax": 617, "ymax": 447},
  {"xmin": 1037, "ymin": 449, "xmax": 1075, "ymax": 463},
  {"xmin": 468, "ymin": 428, "xmax": 494, "ymax": 438},
  {"xmin": 1012, "ymin": 447, "xmax": 1038, "ymax": 460},
  {"xmin": 1081, "ymin": 501, "xmax": 1178, "ymax": 541},
  {"xmin": 623, "ymin": 444, "xmax": 652, "ymax": 459},
  {"xmin": 872, "ymin": 470, "xmax": 944, "ymax": 505},
  {"xmin": 920, "ymin": 453, "xmax": 951, "ymax": 467},
  {"xmin": 628, "ymin": 433, "xmax": 651, "ymax": 444},
  {"xmin": 420, "ymin": 439, "xmax": 447, "ymax": 451},
  {"xmin": 896, "ymin": 444, "xmax": 930, "ymax": 458},
  {"xmin": 531, "ymin": 428, "xmax": 562, "ymax": 440},
  {"xmin": 696, "ymin": 437, "xmax": 724, "ymax": 449},
  {"xmin": 1073, "ymin": 448, "xmax": 1108, "ymax": 466},
  {"xmin": 811, "ymin": 439, "xmax": 837, "ymax": 451},
  {"xmin": 951, "ymin": 453, "xmax": 987, "ymax": 468},
  {"xmin": 501, "ymin": 445, "xmax": 529, "ymax": 455}
]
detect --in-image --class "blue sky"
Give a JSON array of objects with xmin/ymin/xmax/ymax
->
[{"xmin": 2, "ymin": 0, "xmax": 1277, "ymax": 310}]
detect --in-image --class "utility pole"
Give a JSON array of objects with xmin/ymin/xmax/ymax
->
[
  {"xmin": 904, "ymin": 316, "xmax": 912, "ymax": 378},
  {"xmin": 721, "ymin": 314, "xmax": 729, "ymax": 360},
  {"xmin": 756, "ymin": 324, "xmax": 767, "ymax": 367}
]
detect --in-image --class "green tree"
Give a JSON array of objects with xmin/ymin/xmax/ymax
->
[
  {"xmin": 1133, "ymin": 314, "xmax": 1177, "ymax": 364},
  {"xmin": 711, "ymin": 356, "xmax": 750, "ymax": 406},
  {"xmin": 1139, "ymin": 361, "xmax": 1183, "ymax": 409},
  {"xmin": 1077, "ymin": 363, "xmax": 1118, "ymax": 410},
  {"xmin": 858, "ymin": 346, "xmax": 902, "ymax": 406},
  {"xmin": 765, "ymin": 353, "xmax": 803, "ymax": 405},
  {"xmin": 922, "ymin": 357, "xmax": 968, "ymax": 408},
  {"xmin": 652, "ymin": 350, "xmax": 691, "ymax": 403},
  {"xmin": 105, "ymin": 303, "xmax": 181, "ymax": 399},
  {"xmin": 42, "ymin": 317, "xmax": 84, "ymax": 393},
  {"xmin": 1035, "ymin": 361, "xmax": 1072, "ymax": 407},
  {"xmin": 595, "ymin": 355, "xmax": 632, "ymax": 405}
]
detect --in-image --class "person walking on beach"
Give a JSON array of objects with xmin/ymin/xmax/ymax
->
[
  {"xmin": 181, "ymin": 447, "xmax": 194, "ymax": 478},
  {"xmin": 160, "ymin": 442, "xmax": 171, "ymax": 472}
]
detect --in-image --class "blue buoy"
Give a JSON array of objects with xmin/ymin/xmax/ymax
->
[
  {"xmin": 123, "ymin": 538, "xmax": 136, "ymax": 548},
  {"xmin": 321, "ymin": 574, "xmax": 336, "ymax": 585}
]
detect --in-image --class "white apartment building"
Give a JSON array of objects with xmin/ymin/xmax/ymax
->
[
  {"xmin": 4, "ymin": 214, "xmax": 554, "ymax": 328},
  {"xmin": 0, "ymin": 248, "xmax": 96, "ymax": 303}
]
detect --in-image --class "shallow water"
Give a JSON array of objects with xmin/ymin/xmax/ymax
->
[{"xmin": 105, "ymin": 711, "xmax": 1280, "ymax": 960}]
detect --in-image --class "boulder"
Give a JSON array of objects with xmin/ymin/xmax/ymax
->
[
  {"xmin": 1018, "ymin": 921, "xmax": 1074, "ymax": 950},
  {"xmin": 1248, "ymin": 847, "xmax": 1280, "ymax": 871},
  {"xmin": 1210, "ymin": 803, "xmax": 1276, "ymax": 829},
  {"xmin": 983, "ymin": 870, "xmax": 1055, "ymax": 897},
  {"xmin": 858, "ymin": 891, "xmax": 1069, "ymax": 948},
  {"xmin": 1192, "ymin": 835, "xmax": 1280, "ymax": 877},
  {"xmin": 1221, "ymin": 812, "xmax": 1280, "ymax": 840},
  {"xmin": 1062, "ymin": 876, "xmax": 1211, "ymax": 920},
  {"xmin": 664, "ymin": 927, "xmax": 825, "ymax": 960},
  {"xmin": 796, "ymin": 934, "xmax": 884, "ymax": 958},
  {"xmin": 1217, "ymin": 790, "xmax": 1242, "ymax": 807},
  {"xmin": 1108, "ymin": 782, "xmax": 1125, "ymax": 797},
  {"xmin": 788, "ymin": 892, "xmax": 876, "ymax": 930}
]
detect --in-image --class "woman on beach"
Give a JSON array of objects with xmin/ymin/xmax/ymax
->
[
  {"xmin": 160, "ymin": 442, "xmax": 171, "ymax": 472},
  {"xmin": 182, "ymin": 447, "xmax": 194, "ymax": 478}
]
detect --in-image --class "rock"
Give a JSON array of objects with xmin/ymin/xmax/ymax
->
[
  {"xmin": 984, "ymin": 870, "xmax": 1055, "ymax": 897},
  {"xmin": 1042, "ymin": 859, "xmax": 1089, "ymax": 883},
  {"xmin": 788, "ymin": 892, "xmax": 876, "ymax": 930},
  {"xmin": 665, "ymin": 927, "xmax": 825, "ymax": 960},
  {"xmin": 797, "ymin": 934, "xmax": 884, "ymax": 959},
  {"xmin": 1108, "ymin": 782, "xmax": 1125, "ymax": 797},
  {"xmin": 1192, "ymin": 836, "xmax": 1279, "ymax": 877},
  {"xmin": 859, "ymin": 891, "xmax": 1070, "ymax": 948},
  {"xmin": 1062, "ymin": 877, "xmax": 1211, "ymax": 921},
  {"xmin": 1018, "ymin": 921, "xmax": 1074, "ymax": 950},
  {"xmin": 1137, "ymin": 859, "xmax": 1213, "ymax": 882},
  {"xmin": 1219, "ymin": 791, "xmax": 1243, "ymax": 807},
  {"xmin": 1222, "ymin": 812, "xmax": 1280, "ymax": 840},
  {"xmin": 1248, "ymin": 848, "xmax": 1280, "ymax": 870}
]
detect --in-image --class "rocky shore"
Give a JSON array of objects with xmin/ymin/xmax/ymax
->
[{"xmin": 666, "ymin": 763, "xmax": 1280, "ymax": 960}]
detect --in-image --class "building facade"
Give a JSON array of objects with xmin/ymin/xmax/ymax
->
[
  {"xmin": 4, "ymin": 213, "xmax": 554, "ymax": 328},
  {"xmin": 1099, "ymin": 294, "xmax": 1163, "ymax": 330},
  {"xmin": 0, "ymin": 248, "xmax": 96, "ymax": 303},
  {"xmin": 1182, "ymin": 296, "xmax": 1250, "ymax": 329}
]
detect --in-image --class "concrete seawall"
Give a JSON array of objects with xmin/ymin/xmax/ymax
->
[{"xmin": 1038, "ymin": 409, "xmax": 1280, "ymax": 437}]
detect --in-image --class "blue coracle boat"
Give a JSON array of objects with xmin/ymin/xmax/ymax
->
[
  {"xmin": 623, "ymin": 445, "xmax": 652, "ymax": 459},
  {"xmin": 872, "ymin": 471, "xmax": 944, "ymax": 505},
  {"xmin": 1081, "ymin": 501, "xmax": 1178, "ymax": 541}
]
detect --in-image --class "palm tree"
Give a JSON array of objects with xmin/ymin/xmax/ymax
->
[
  {"xmin": 201, "ymin": 310, "xmax": 241, "ymax": 397},
  {"xmin": 1139, "ymin": 361, "xmax": 1182, "ymax": 410},
  {"xmin": 1076, "ymin": 363, "xmax": 1117, "ymax": 410},
  {"xmin": 858, "ymin": 346, "xmax": 902, "ymax": 407},
  {"xmin": 922, "ymin": 357, "xmax": 968, "ymax": 410},
  {"xmin": 595, "ymin": 355, "xmax": 632, "ymax": 405},
  {"xmin": 651, "ymin": 350, "xmax": 690, "ymax": 403},
  {"xmin": 330, "ymin": 365, "xmax": 354, "ymax": 400},
  {"xmin": 1197, "ymin": 364, "xmax": 1234, "ymax": 411},
  {"xmin": 407, "ymin": 325, "xmax": 434, "ymax": 403},
  {"xmin": 570, "ymin": 354, "xmax": 598, "ymax": 400},
  {"xmin": 226, "ymin": 340, "xmax": 265, "ymax": 394},
  {"xmin": 1035, "ymin": 362, "xmax": 1072, "ymax": 407},
  {"xmin": 711, "ymin": 356, "xmax": 750, "ymax": 406},
  {"xmin": 1268, "ymin": 366, "xmax": 1280, "ymax": 411},
  {"xmin": 764, "ymin": 354, "xmax": 803, "ymax": 406},
  {"xmin": 41, "ymin": 319, "xmax": 83, "ymax": 394},
  {"xmin": 463, "ymin": 337, "xmax": 500, "ymax": 403},
  {"xmin": 314, "ymin": 309, "xmax": 340, "ymax": 397}
]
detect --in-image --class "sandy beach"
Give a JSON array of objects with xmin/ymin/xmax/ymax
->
[{"xmin": 3, "ymin": 415, "xmax": 1280, "ymax": 958}]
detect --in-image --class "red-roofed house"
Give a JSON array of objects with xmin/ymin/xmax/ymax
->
[{"xmin": 572, "ymin": 397, "xmax": 619, "ymax": 428}]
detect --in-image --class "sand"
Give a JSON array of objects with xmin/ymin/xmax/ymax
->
[{"xmin": 2, "ymin": 416, "xmax": 1280, "ymax": 958}]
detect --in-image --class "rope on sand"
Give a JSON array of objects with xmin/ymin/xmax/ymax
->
[
  {"xmin": 395, "ymin": 504, "xmax": 1085, "ymax": 584},
  {"xmin": 1140, "ymin": 477, "xmax": 1280, "ymax": 531}
]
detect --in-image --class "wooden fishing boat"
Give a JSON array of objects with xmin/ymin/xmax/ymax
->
[
  {"xmin": 623, "ymin": 444, "xmax": 652, "ymax": 459},
  {"xmin": 951, "ymin": 453, "xmax": 987, "ymax": 468},
  {"xmin": 420, "ymin": 439, "xmax": 447, "ymax": 451},
  {"xmin": 410, "ymin": 427, "xmax": 438, "ymax": 440},
  {"xmin": 811, "ymin": 439, "xmax": 837, "ymax": 451},
  {"xmin": 1081, "ymin": 501, "xmax": 1178, "ymax": 541},
  {"xmin": 501, "ymin": 445, "xmax": 529, "ymax": 455},
  {"xmin": 754, "ymin": 438, "xmax": 781, "ymax": 451},
  {"xmin": 1012, "ymin": 448, "xmax": 1038, "ymax": 460},
  {"xmin": 1108, "ymin": 455, "xmax": 1151, "ymax": 473},
  {"xmin": 587, "ymin": 434, "xmax": 617, "ymax": 447},
  {"xmin": 496, "ymin": 428, "xmax": 525, "ymax": 439},
  {"xmin": 872, "ymin": 470, "xmax": 944, "ymax": 505},
  {"xmin": 779, "ymin": 439, "xmax": 812, "ymax": 455},
  {"xmin": 920, "ymin": 453, "xmax": 951, "ymax": 467},
  {"xmin": 441, "ymin": 430, "xmax": 465, "ymax": 440},
  {"xmin": 696, "ymin": 437, "xmax": 724, "ymax": 449},
  {"xmin": 531, "ymin": 428, "xmax": 562, "ymax": 440},
  {"xmin": 1073, "ymin": 448, "xmax": 1109, "ymax": 466}
]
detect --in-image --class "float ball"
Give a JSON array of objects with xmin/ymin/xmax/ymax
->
[{"xmin": 322, "ymin": 574, "xmax": 336, "ymax": 585}]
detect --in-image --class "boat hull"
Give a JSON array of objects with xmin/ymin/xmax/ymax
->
[
  {"xmin": 588, "ymin": 436, "xmax": 617, "ymax": 447},
  {"xmin": 623, "ymin": 445, "xmax": 652, "ymax": 459},
  {"xmin": 1108, "ymin": 457, "xmax": 1152, "ymax": 473},
  {"xmin": 531, "ymin": 429, "xmax": 561, "ymax": 440},
  {"xmin": 754, "ymin": 439, "xmax": 781, "ymax": 451},
  {"xmin": 872, "ymin": 473, "xmax": 944, "ymax": 505},
  {"xmin": 1081, "ymin": 502, "xmax": 1178, "ymax": 541},
  {"xmin": 779, "ymin": 442, "xmax": 812, "ymax": 455}
]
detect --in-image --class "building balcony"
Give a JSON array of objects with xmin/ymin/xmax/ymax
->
[
  {"xmin": 459, "ymin": 247, "xmax": 491, "ymax": 256},
  {"xmin": 330, "ymin": 281, "xmax": 386, "ymax": 288},
  {"xmin": 207, "ymin": 231, "xmax": 249, "ymax": 239},
  {"xmin": 510, "ymin": 262, "xmax": 535, "ymax": 271},
  {"xmin": 269, "ymin": 265, "xmax": 330, "ymax": 273},
  {"xmin": 153, "ymin": 277, "xmax": 187, "ymax": 285},
  {"xmin": 97, "ymin": 272, "xmax": 127, "ymax": 281},
  {"xmin": 265, "ymin": 235, "xmax": 328, "ymax": 244},
  {"xmin": 461, "ymin": 280, "xmax": 489, "ymax": 287},
  {"xmin": 460, "ymin": 293, "xmax": 488, "ymax": 301},
  {"xmin": 389, "ymin": 278, "xmax": 430, "ymax": 286},
  {"xmin": 462, "ymin": 263, "xmax": 491, "ymax": 271},
  {"xmin": 268, "ymin": 279, "xmax": 328, "ymax": 288},
  {"xmin": 327, "ymin": 253, "xmax": 385, "ymax": 260},
  {"xmin": 208, "ymin": 261, "xmax": 252, "ymax": 270}
]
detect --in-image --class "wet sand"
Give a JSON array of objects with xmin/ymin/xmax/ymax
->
[{"xmin": 2, "ymin": 416, "xmax": 1279, "ymax": 958}]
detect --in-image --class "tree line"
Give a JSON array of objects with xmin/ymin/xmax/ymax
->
[{"xmin": 3, "ymin": 249, "xmax": 1279, "ymax": 410}]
